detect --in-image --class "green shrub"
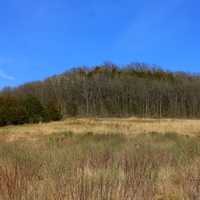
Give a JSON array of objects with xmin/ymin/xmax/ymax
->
[{"xmin": 0, "ymin": 94, "xmax": 62, "ymax": 127}]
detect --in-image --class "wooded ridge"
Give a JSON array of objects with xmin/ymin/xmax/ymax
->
[{"xmin": 1, "ymin": 62, "xmax": 200, "ymax": 126}]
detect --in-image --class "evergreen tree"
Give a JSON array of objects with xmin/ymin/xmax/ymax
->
[
  {"xmin": 43, "ymin": 101, "xmax": 62, "ymax": 122},
  {"xmin": 22, "ymin": 95, "xmax": 45, "ymax": 123}
]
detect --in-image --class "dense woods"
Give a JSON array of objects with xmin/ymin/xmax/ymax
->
[
  {"xmin": 0, "ymin": 93, "xmax": 62, "ymax": 126},
  {"xmin": 1, "ymin": 62, "xmax": 200, "ymax": 126}
]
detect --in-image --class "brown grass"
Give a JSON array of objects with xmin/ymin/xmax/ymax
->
[
  {"xmin": 1, "ymin": 132, "xmax": 200, "ymax": 199},
  {"xmin": 1, "ymin": 117, "xmax": 200, "ymax": 142},
  {"xmin": 1, "ymin": 118, "xmax": 200, "ymax": 199}
]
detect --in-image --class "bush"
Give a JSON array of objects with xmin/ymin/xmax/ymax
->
[
  {"xmin": 0, "ymin": 94, "xmax": 62, "ymax": 126},
  {"xmin": 0, "ymin": 95, "xmax": 27, "ymax": 125},
  {"xmin": 22, "ymin": 95, "xmax": 45, "ymax": 123},
  {"xmin": 43, "ymin": 101, "xmax": 62, "ymax": 122}
]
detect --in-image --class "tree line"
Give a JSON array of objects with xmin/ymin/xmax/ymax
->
[
  {"xmin": 0, "ymin": 93, "xmax": 62, "ymax": 126},
  {"xmin": 1, "ymin": 62, "xmax": 200, "ymax": 126}
]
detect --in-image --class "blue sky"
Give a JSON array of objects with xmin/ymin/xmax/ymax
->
[{"xmin": 0, "ymin": 0, "xmax": 200, "ymax": 88}]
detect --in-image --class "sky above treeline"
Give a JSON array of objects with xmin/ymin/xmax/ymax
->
[{"xmin": 0, "ymin": 0, "xmax": 200, "ymax": 88}]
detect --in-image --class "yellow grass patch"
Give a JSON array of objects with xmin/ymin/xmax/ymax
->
[{"xmin": 1, "ymin": 117, "xmax": 200, "ymax": 142}]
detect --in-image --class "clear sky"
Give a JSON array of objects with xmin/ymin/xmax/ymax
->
[{"xmin": 0, "ymin": 0, "xmax": 200, "ymax": 88}]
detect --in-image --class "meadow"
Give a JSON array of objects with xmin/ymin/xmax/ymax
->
[{"xmin": 1, "ymin": 118, "xmax": 200, "ymax": 199}]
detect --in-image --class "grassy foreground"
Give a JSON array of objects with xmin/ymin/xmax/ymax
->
[{"xmin": 1, "ymin": 129, "xmax": 200, "ymax": 199}]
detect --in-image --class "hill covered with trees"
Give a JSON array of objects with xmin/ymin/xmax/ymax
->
[{"xmin": 1, "ymin": 62, "xmax": 200, "ymax": 126}]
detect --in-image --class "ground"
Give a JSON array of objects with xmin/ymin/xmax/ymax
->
[
  {"xmin": 1, "ymin": 117, "xmax": 200, "ymax": 142},
  {"xmin": 1, "ymin": 118, "xmax": 200, "ymax": 199}
]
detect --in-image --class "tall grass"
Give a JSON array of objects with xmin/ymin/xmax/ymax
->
[{"xmin": 1, "ymin": 132, "xmax": 200, "ymax": 199}]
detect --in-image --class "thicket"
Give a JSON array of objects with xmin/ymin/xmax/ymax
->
[
  {"xmin": 0, "ymin": 93, "xmax": 62, "ymax": 126},
  {"xmin": 1, "ymin": 62, "xmax": 200, "ymax": 126}
]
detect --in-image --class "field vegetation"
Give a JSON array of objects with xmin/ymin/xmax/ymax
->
[
  {"xmin": 1, "ymin": 118, "xmax": 200, "ymax": 142},
  {"xmin": 1, "ymin": 118, "xmax": 200, "ymax": 199}
]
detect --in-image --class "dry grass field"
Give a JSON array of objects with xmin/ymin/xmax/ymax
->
[
  {"xmin": 1, "ymin": 118, "xmax": 200, "ymax": 199},
  {"xmin": 1, "ymin": 117, "xmax": 200, "ymax": 142}
]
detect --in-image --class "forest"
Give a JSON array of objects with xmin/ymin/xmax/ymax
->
[{"xmin": 1, "ymin": 62, "xmax": 200, "ymax": 126}]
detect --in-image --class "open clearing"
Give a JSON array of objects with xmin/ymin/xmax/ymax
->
[
  {"xmin": 1, "ymin": 117, "xmax": 200, "ymax": 142},
  {"xmin": 1, "ymin": 118, "xmax": 200, "ymax": 199}
]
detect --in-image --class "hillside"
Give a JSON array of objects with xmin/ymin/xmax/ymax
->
[{"xmin": 1, "ymin": 63, "xmax": 200, "ymax": 126}]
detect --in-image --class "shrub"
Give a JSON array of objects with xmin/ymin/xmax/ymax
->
[
  {"xmin": 0, "ymin": 94, "xmax": 62, "ymax": 127},
  {"xmin": 43, "ymin": 101, "xmax": 62, "ymax": 122}
]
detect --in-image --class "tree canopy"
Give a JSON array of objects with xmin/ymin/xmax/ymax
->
[{"xmin": 1, "ymin": 63, "xmax": 200, "ymax": 126}]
